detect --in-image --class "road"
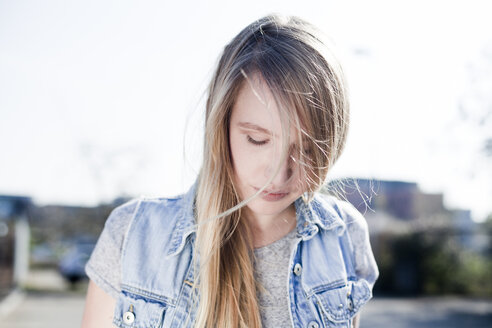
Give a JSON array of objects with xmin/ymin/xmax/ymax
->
[
  {"xmin": 359, "ymin": 295, "xmax": 492, "ymax": 328},
  {"xmin": 1, "ymin": 289, "xmax": 86, "ymax": 328}
]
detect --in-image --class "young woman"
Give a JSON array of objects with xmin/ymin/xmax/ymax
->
[{"xmin": 81, "ymin": 13, "xmax": 379, "ymax": 328}]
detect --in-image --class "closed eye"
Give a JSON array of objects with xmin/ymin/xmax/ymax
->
[{"xmin": 247, "ymin": 135, "xmax": 268, "ymax": 146}]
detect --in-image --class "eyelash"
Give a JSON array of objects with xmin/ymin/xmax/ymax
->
[
  {"xmin": 246, "ymin": 135, "xmax": 314, "ymax": 155},
  {"xmin": 247, "ymin": 135, "xmax": 268, "ymax": 146}
]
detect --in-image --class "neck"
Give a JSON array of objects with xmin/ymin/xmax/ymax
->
[{"xmin": 243, "ymin": 204, "xmax": 297, "ymax": 248}]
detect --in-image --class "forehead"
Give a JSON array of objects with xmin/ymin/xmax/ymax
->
[{"xmin": 231, "ymin": 74, "xmax": 297, "ymax": 138}]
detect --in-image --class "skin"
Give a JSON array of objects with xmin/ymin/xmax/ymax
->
[
  {"xmin": 353, "ymin": 313, "xmax": 360, "ymax": 328},
  {"xmin": 229, "ymin": 73, "xmax": 309, "ymax": 248},
  {"xmin": 80, "ymin": 279, "xmax": 116, "ymax": 327}
]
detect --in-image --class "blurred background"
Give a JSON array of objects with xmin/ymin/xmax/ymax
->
[{"xmin": 0, "ymin": 0, "xmax": 491, "ymax": 327}]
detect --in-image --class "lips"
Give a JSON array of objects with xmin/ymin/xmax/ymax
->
[
  {"xmin": 253, "ymin": 187, "xmax": 289, "ymax": 201},
  {"xmin": 263, "ymin": 190, "xmax": 288, "ymax": 195},
  {"xmin": 254, "ymin": 187, "xmax": 288, "ymax": 194}
]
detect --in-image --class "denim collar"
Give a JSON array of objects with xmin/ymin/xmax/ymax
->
[{"xmin": 166, "ymin": 179, "xmax": 346, "ymax": 257}]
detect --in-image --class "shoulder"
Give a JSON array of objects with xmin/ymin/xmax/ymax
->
[
  {"xmin": 319, "ymin": 195, "xmax": 379, "ymax": 286},
  {"xmin": 318, "ymin": 193, "xmax": 368, "ymax": 230},
  {"xmin": 118, "ymin": 192, "xmax": 194, "ymax": 246},
  {"xmin": 106, "ymin": 198, "xmax": 141, "ymax": 223},
  {"xmin": 98, "ymin": 198, "xmax": 140, "ymax": 243},
  {"xmin": 105, "ymin": 193, "xmax": 187, "ymax": 233},
  {"xmin": 317, "ymin": 193, "xmax": 369, "ymax": 233},
  {"xmin": 134, "ymin": 193, "xmax": 189, "ymax": 219}
]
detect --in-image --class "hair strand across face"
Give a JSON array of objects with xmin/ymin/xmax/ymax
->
[{"xmin": 191, "ymin": 13, "xmax": 351, "ymax": 328}]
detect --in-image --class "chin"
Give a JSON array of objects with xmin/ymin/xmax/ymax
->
[{"xmin": 246, "ymin": 197, "xmax": 294, "ymax": 216}]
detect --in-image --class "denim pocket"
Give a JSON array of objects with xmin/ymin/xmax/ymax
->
[
  {"xmin": 112, "ymin": 291, "xmax": 167, "ymax": 328},
  {"xmin": 312, "ymin": 280, "xmax": 371, "ymax": 327}
]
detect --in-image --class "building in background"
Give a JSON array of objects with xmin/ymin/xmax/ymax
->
[
  {"xmin": 324, "ymin": 178, "xmax": 490, "ymax": 296},
  {"xmin": 0, "ymin": 195, "xmax": 31, "ymax": 298}
]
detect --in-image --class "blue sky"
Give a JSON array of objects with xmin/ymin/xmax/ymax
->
[{"xmin": 1, "ymin": 0, "xmax": 491, "ymax": 222}]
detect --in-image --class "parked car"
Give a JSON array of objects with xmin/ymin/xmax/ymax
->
[
  {"xmin": 58, "ymin": 238, "xmax": 96, "ymax": 285},
  {"xmin": 31, "ymin": 243, "xmax": 58, "ymax": 267}
]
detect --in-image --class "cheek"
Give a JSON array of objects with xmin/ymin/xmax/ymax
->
[
  {"xmin": 287, "ymin": 166, "xmax": 309, "ymax": 194},
  {"xmin": 231, "ymin": 142, "xmax": 266, "ymax": 188},
  {"xmin": 230, "ymin": 133, "xmax": 251, "ymax": 178}
]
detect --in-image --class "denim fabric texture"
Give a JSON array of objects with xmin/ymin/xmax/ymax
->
[{"xmin": 111, "ymin": 179, "xmax": 379, "ymax": 328}]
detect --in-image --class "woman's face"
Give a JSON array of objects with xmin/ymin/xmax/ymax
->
[{"xmin": 229, "ymin": 73, "xmax": 310, "ymax": 219}]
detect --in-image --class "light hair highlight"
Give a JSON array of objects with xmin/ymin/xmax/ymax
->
[{"xmin": 185, "ymin": 13, "xmax": 351, "ymax": 328}]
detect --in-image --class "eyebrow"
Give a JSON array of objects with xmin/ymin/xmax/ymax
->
[
  {"xmin": 237, "ymin": 122, "xmax": 309, "ymax": 142},
  {"xmin": 237, "ymin": 122, "xmax": 275, "ymax": 136}
]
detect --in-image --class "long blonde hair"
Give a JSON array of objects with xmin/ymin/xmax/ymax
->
[{"xmin": 189, "ymin": 13, "xmax": 350, "ymax": 328}]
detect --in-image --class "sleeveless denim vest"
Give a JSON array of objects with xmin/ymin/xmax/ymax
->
[{"xmin": 111, "ymin": 180, "xmax": 379, "ymax": 328}]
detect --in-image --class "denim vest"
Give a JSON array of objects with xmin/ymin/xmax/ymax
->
[{"xmin": 111, "ymin": 180, "xmax": 379, "ymax": 328}]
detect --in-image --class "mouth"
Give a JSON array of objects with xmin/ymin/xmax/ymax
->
[
  {"xmin": 253, "ymin": 187, "xmax": 289, "ymax": 201},
  {"xmin": 253, "ymin": 187, "xmax": 289, "ymax": 194}
]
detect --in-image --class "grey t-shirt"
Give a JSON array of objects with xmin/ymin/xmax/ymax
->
[
  {"xmin": 253, "ymin": 227, "xmax": 298, "ymax": 328},
  {"xmin": 85, "ymin": 201, "xmax": 299, "ymax": 327},
  {"xmin": 85, "ymin": 199, "xmax": 139, "ymax": 300}
]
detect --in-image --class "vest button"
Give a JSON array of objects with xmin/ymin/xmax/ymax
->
[
  {"xmin": 123, "ymin": 311, "xmax": 135, "ymax": 324},
  {"xmin": 307, "ymin": 320, "xmax": 319, "ymax": 328},
  {"xmin": 293, "ymin": 263, "xmax": 302, "ymax": 276}
]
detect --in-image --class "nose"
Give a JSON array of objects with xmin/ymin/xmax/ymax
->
[{"xmin": 264, "ymin": 151, "xmax": 294, "ymax": 189}]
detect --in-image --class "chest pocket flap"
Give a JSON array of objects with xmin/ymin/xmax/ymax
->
[
  {"xmin": 313, "ymin": 279, "xmax": 372, "ymax": 325},
  {"xmin": 112, "ymin": 291, "xmax": 168, "ymax": 328}
]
